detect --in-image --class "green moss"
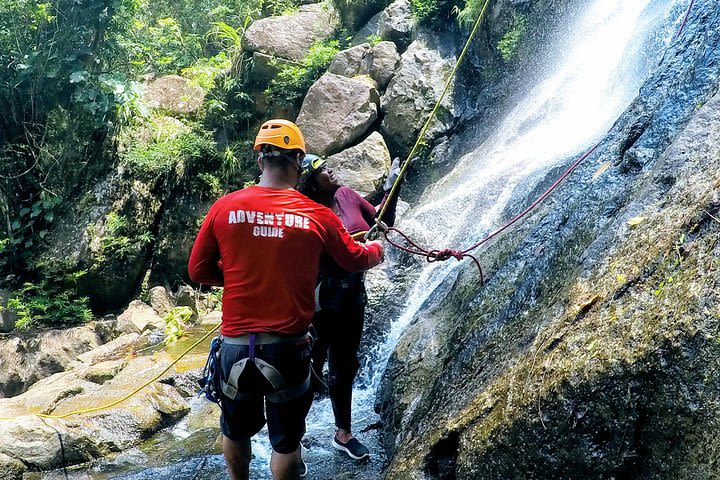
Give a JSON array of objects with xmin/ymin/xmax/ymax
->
[
  {"xmin": 410, "ymin": 0, "xmax": 463, "ymax": 27},
  {"xmin": 120, "ymin": 120, "xmax": 219, "ymax": 178},
  {"xmin": 497, "ymin": 13, "xmax": 527, "ymax": 62},
  {"xmin": 265, "ymin": 39, "xmax": 340, "ymax": 112}
]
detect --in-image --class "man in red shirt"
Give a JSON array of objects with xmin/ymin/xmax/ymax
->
[{"xmin": 189, "ymin": 119, "xmax": 384, "ymax": 480}]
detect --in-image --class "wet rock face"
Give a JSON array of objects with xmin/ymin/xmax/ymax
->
[{"xmin": 379, "ymin": 1, "xmax": 720, "ymax": 479}]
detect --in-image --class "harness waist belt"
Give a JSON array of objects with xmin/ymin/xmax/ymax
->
[{"xmin": 222, "ymin": 332, "xmax": 309, "ymax": 345}]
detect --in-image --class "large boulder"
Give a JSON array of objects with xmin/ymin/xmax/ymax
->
[
  {"xmin": 333, "ymin": 0, "xmax": 392, "ymax": 31},
  {"xmin": 381, "ymin": 32, "xmax": 460, "ymax": 152},
  {"xmin": 242, "ymin": 4, "xmax": 338, "ymax": 63},
  {"xmin": 326, "ymin": 132, "xmax": 392, "ymax": 194},
  {"xmin": 328, "ymin": 43, "xmax": 372, "ymax": 78},
  {"xmin": 148, "ymin": 286, "xmax": 174, "ymax": 318},
  {"xmin": 76, "ymin": 333, "xmax": 144, "ymax": 364},
  {"xmin": 143, "ymin": 75, "xmax": 205, "ymax": 114},
  {"xmin": 296, "ymin": 74, "xmax": 380, "ymax": 156},
  {"xmin": 116, "ymin": 300, "xmax": 165, "ymax": 335},
  {"xmin": 42, "ymin": 171, "xmax": 162, "ymax": 312},
  {"xmin": 377, "ymin": 0, "xmax": 415, "ymax": 50},
  {"xmin": 0, "ymin": 326, "xmax": 101, "ymax": 398},
  {"xmin": 366, "ymin": 41, "xmax": 401, "ymax": 89},
  {"xmin": 351, "ymin": 0, "xmax": 415, "ymax": 51},
  {"xmin": 329, "ymin": 41, "xmax": 401, "ymax": 90}
]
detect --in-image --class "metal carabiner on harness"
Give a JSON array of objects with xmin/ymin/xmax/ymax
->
[
  {"xmin": 199, "ymin": 336, "xmax": 223, "ymax": 404},
  {"xmin": 364, "ymin": 220, "xmax": 389, "ymax": 241}
]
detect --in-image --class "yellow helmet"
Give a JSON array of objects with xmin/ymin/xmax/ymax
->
[{"xmin": 254, "ymin": 119, "xmax": 306, "ymax": 153}]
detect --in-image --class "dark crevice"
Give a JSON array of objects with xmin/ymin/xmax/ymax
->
[{"xmin": 424, "ymin": 430, "xmax": 460, "ymax": 480}]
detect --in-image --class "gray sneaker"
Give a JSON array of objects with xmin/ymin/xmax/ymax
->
[{"xmin": 332, "ymin": 435, "xmax": 370, "ymax": 461}]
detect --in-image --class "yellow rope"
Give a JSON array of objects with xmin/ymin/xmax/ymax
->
[
  {"xmin": 0, "ymin": 323, "xmax": 220, "ymax": 421},
  {"xmin": 376, "ymin": 0, "xmax": 493, "ymax": 224}
]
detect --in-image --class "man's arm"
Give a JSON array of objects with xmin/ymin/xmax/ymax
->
[
  {"xmin": 322, "ymin": 210, "xmax": 384, "ymax": 272},
  {"xmin": 188, "ymin": 206, "xmax": 224, "ymax": 286}
]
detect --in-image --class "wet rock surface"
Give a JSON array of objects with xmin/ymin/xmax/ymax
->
[{"xmin": 379, "ymin": 1, "xmax": 720, "ymax": 478}]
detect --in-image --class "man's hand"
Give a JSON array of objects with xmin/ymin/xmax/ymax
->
[
  {"xmin": 366, "ymin": 239, "xmax": 385, "ymax": 262},
  {"xmin": 383, "ymin": 157, "xmax": 417, "ymax": 192}
]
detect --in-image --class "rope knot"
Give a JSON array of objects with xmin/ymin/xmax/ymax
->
[{"xmin": 428, "ymin": 249, "xmax": 464, "ymax": 263}]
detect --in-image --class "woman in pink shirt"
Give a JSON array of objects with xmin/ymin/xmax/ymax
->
[{"xmin": 297, "ymin": 154, "xmax": 405, "ymax": 461}]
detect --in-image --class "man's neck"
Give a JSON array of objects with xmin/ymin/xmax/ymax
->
[{"xmin": 257, "ymin": 168, "xmax": 296, "ymax": 190}]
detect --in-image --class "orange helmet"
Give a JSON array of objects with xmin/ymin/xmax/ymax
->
[{"xmin": 254, "ymin": 119, "xmax": 306, "ymax": 154}]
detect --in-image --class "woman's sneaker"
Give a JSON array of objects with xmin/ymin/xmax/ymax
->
[{"xmin": 332, "ymin": 435, "xmax": 370, "ymax": 461}]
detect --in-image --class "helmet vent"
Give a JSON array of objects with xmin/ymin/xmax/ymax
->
[{"xmin": 283, "ymin": 135, "xmax": 290, "ymax": 144}]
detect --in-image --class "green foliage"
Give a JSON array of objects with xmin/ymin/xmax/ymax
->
[
  {"xmin": 120, "ymin": 16, "xmax": 203, "ymax": 75},
  {"xmin": 367, "ymin": 34, "xmax": 383, "ymax": 46},
  {"xmin": 497, "ymin": 13, "xmax": 527, "ymax": 62},
  {"xmin": 198, "ymin": 173, "xmax": 223, "ymax": 198},
  {"xmin": 266, "ymin": 40, "xmax": 340, "ymax": 112},
  {"xmin": 9, "ymin": 263, "xmax": 92, "ymax": 330},
  {"xmin": 181, "ymin": 53, "xmax": 232, "ymax": 92},
  {"xmin": 457, "ymin": 0, "xmax": 486, "ymax": 26},
  {"xmin": 410, "ymin": 0, "xmax": 463, "ymax": 27},
  {"xmin": 88, "ymin": 212, "xmax": 154, "ymax": 264},
  {"xmin": 163, "ymin": 306, "xmax": 193, "ymax": 344},
  {"xmin": 121, "ymin": 121, "xmax": 219, "ymax": 177}
]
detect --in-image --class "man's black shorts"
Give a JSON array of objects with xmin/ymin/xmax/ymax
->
[{"xmin": 218, "ymin": 338, "xmax": 313, "ymax": 454}]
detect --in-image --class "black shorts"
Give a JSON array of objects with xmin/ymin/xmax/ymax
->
[{"xmin": 218, "ymin": 340, "xmax": 313, "ymax": 454}]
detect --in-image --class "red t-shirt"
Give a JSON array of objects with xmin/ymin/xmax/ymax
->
[{"xmin": 188, "ymin": 185, "xmax": 383, "ymax": 336}]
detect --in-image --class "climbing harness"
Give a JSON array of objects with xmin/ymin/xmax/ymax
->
[
  {"xmin": 199, "ymin": 335, "xmax": 223, "ymax": 404},
  {"xmin": 220, "ymin": 333, "xmax": 312, "ymax": 404}
]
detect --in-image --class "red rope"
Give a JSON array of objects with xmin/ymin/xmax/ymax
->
[
  {"xmin": 676, "ymin": 0, "xmax": 695, "ymax": 38},
  {"xmin": 381, "ymin": 142, "xmax": 601, "ymax": 283},
  {"xmin": 383, "ymin": 226, "xmax": 484, "ymax": 284}
]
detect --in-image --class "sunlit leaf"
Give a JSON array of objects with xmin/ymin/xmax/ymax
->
[
  {"xmin": 592, "ymin": 161, "xmax": 612, "ymax": 181},
  {"xmin": 627, "ymin": 216, "xmax": 645, "ymax": 226}
]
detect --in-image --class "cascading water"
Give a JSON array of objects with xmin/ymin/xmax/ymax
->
[{"xmin": 48, "ymin": 2, "xmax": 689, "ymax": 479}]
